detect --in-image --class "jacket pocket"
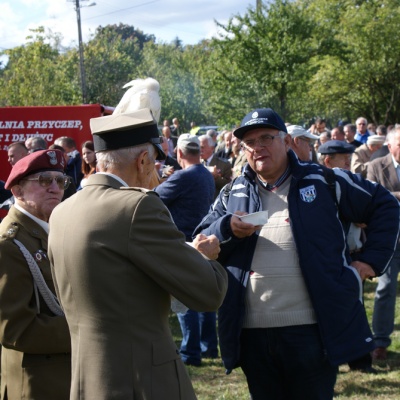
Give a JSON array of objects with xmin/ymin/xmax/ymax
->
[{"xmin": 344, "ymin": 265, "xmax": 363, "ymax": 302}]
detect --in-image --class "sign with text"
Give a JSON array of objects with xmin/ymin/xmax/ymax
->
[{"xmin": 0, "ymin": 104, "xmax": 111, "ymax": 181}]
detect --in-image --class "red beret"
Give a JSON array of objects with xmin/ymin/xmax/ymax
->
[{"xmin": 5, "ymin": 149, "xmax": 65, "ymax": 190}]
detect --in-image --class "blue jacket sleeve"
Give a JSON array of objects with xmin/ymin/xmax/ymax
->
[
  {"xmin": 193, "ymin": 183, "xmax": 249, "ymax": 264},
  {"xmin": 334, "ymin": 169, "xmax": 400, "ymax": 275}
]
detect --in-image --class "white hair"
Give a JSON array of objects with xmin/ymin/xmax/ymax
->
[
  {"xmin": 96, "ymin": 143, "xmax": 154, "ymax": 172},
  {"xmin": 356, "ymin": 117, "xmax": 368, "ymax": 125},
  {"xmin": 198, "ymin": 134, "xmax": 214, "ymax": 147},
  {"xmin": 386, "ymin": 127, "xmax": 400, "ymax": 145}
]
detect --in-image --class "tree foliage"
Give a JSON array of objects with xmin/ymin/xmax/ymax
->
[
  {"xmin": 83, "ymin": 24, "xmax": 153, "ymax": 106},
  {"xmin": 0, "ymin": 27, "xmax": 80, "ymax": 106},
  {"xmin": 308, "ymin": 0, "xmax": 400, "ymax": 124},
  {"xmin": 2, "ymin": 1, "xmax": 400, "ymax": 126},
  {"xmin": 138, "ymin": 40, "xmax": 213, "ymax": 129}
]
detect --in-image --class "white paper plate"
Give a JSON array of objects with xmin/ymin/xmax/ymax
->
[{"xmin": 239, "ymin": 211, "xmax": 269, "ymax": 225}]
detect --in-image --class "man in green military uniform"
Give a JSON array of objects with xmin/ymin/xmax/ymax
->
[
  {"xmin": 0, "ymin": 149, "xmax": 71, "ymax": 399},
  {"xmin": 48, "ymin": 108, "xmax": 228, "ymax": 400}
]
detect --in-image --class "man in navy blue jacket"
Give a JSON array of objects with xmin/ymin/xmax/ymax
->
[
  {"xmin": 155, "ymin": 133, "xmax": 217, "ymax": 367},
  {"xmin": 194, "ymin": 108, "xmax": 399, "ymax": 399}
]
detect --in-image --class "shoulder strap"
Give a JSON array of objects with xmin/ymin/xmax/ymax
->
[
  {"xmin": 221, "ymin": 178, "xmax": 237, "ymax": 210},
  {"xmin": 323, "ymin": 167, "xmax": 348, "ymax": 223},
  {"xmin": 223, "ymin": 178, "xmax": 236, "ymax": 197},
  {"xmin": 323, "ymin": 167, "xmax": 338, "ymax": 207}
]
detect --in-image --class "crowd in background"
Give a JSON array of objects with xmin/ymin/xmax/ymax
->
[{"xmin": 0, "ymin": 112, "xmax": 399, "ymax": 398}]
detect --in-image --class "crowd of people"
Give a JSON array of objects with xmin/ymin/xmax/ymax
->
[{"xmin": 0, "ymin": 106, "xmax": 399, "ymax": 399}]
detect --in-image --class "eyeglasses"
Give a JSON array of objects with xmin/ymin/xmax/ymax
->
[
  {"xmin": 22, "ymin": 174, "xmax": 71, "ymax": 190},
  {"xmin": 298, "ymin": 136, "xmax": 314, "ymax": 147},
  {"xmin": 241, "ymin": 134, "xmax": 282, "ymax": 152}
]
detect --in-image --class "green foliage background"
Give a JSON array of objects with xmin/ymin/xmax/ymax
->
[{"xmin": 2, "ymin": 0, "xmax": 400, "ymax": 129}]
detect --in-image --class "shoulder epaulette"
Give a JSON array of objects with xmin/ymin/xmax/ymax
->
[
  {"xmin": 0, "ymin": 222, "xmax": 19, "ymax": 239},
  {"xmin": 120, "ymin": 187, "xmax": 158, "ymax": 196}
]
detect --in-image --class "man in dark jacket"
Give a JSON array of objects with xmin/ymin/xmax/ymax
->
[
  {"xmin": 194, "ymin": 108, "xmax": 399, "ymax": 399},
  {"xmin": 155, "ymin": 134, "xmax": 217, "ymax": 366}
]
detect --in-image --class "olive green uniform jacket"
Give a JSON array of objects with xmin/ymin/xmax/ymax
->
[
  {"xmin": 0, "ymin": 206, "xmax": 71, "ymax": 400},
  {"xmin": 48, "ymin": 174, "xmax": 228, "ymax": 400}
]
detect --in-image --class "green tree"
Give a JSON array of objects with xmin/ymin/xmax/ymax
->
[
  {"xmin": 83, "ymin": 24, "xmax": 155, "ymax": 106},
  {"xmin": 138, "ymin": 40, "xmax": 212, "ymax": 129},
  {"xmin": 206, "ymin": 0, "xmax": 337, "ymax": 125},
  {"xmin": 0, "ymin": 27, "xmax": 80, "ymax": 106},
  {"xmin": 308, "ymin": 0, "xmax": 400, "ymax": 124}
]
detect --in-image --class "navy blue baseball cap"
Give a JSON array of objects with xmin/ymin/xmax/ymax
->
[
  {"xmin": 234, "ymin": 108, "xmax": 288, "ymax": 139},
  {"xmin": 318, "ymin": 140, "xmax": 355, "ymax": 155}
]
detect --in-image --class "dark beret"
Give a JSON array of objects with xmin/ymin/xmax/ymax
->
[
  {"xmin": 5, "ymin": 149, "xmax": 65, "ymax": 189},
  {"xmin": 318, "ymin": 140, "xmax": 355, "ymax": 155}
]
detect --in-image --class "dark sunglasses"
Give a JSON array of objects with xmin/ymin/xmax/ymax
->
[{"xmin": 22, "ymin": 174, "xmax": 71, "ymax": 190}]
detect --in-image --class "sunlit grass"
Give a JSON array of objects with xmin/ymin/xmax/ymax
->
[{"xmin": 171, "ymin": 279, "xmax": 400, "ymax": 399}]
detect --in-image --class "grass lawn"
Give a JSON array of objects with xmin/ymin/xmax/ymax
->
[{"xmin": 170, "ymin": 278, "xmax": 400, "ymax": 399}]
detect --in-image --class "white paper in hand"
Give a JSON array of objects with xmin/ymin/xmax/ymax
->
[{"xmin": 239, "ymin": 211, "xmax": 269, "ymax": 226}]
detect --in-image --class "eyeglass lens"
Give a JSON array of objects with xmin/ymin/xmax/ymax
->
[
  {"xmin": 243, "ymin": 134, "xmax": 277, "ymax": 150},
  {"xmin": 38, "ymin": 175, "xmax": 70, "ymax": 189}
]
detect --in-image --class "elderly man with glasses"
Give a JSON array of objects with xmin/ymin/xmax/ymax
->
[
  {"xmin": 355, "ymin": 117, "xmax": 372, "ymax": 144},
  {"xmin": 286, "ymin": 125, "xmax": 319, "ymax": 162},
  {"xmin": 194, "ymin": 107, "xmax": 399, "ymax": 399},
  {"xmin": 0, "ymin": 149, "xmax": 71, "ymax": 399}
]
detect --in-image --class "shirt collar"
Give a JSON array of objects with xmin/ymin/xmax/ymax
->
[
  {"xmin": 14, "ymin": 203, "xmax": 49, "ymax": 234},
  {"xmin": 391, "ymin": 155, "xmax": 400, "ymax": 169},
  {"xmin": 258, "ymin": 165, "xmax": 292, "ymax": 191},
  {"xmin": 96, "ymin": 172, "xmax": 129, "ymax": 187}
]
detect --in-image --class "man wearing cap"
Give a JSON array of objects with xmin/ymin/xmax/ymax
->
[
  {"xmin": 367, "ymin": 127, "xmax": 400, "ymax": 362},
  {"xmin": 0, "ymin": 149, "xmax": 71, "ymax": 399},
  {"xmin": 194, "ymin": 107, "xmax": 399, "ymax": 399},
  {"xmin": 155, "ymin": 133, "xmax": 215, "ymax": 241},
  {"xmin": 351, "ymin": 134, "xmax": 385, "ymax": 177},
  {"xmin": 287, "ymin": 125, "xmax": 319, "ymax": 162},
  {"xmin": 319, "ymin": 140, "xmax": 355, "ymax": 170},
  {"xmin": 47, "ymin": 109, "xmax": 227, "ymax": 400},
  {"xmin": 155, "ymin": 133, "xmax": 218, "ymax": 366}
]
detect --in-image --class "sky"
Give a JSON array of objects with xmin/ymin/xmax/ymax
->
[{"xmin": 0, "ymin": 0, "xmax": 255, "ymax": 52}]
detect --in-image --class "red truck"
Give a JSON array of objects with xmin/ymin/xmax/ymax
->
[{"xmin": 0, "ymin": 104, "xmax": 114, "ymax": 182}]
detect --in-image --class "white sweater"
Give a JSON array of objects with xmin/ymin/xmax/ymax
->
[{"xmin": 243, "ymin": 177, "xmax": 317, "ymax": 328}]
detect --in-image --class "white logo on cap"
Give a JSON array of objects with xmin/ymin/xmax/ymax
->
[
  {"xmin": 47, "ymin": 151, "xmax": 58, "ymax": 166},
  {"xmin": 252, "ymin": 112, "xmax": 258, "ymax": 119}
]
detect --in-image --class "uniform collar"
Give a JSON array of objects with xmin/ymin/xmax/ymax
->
[
  {"xmin": 96, "ymin": 172, "xmax": 129, "ymax": 187},
  {"xmin": 14, "ymin": 203, "xmax": 49, "ymax": 234}
]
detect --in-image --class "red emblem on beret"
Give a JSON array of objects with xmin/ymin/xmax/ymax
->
[{"xmin": 5, "ymin": 149, "xmax": 65, "ymax": 189}]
